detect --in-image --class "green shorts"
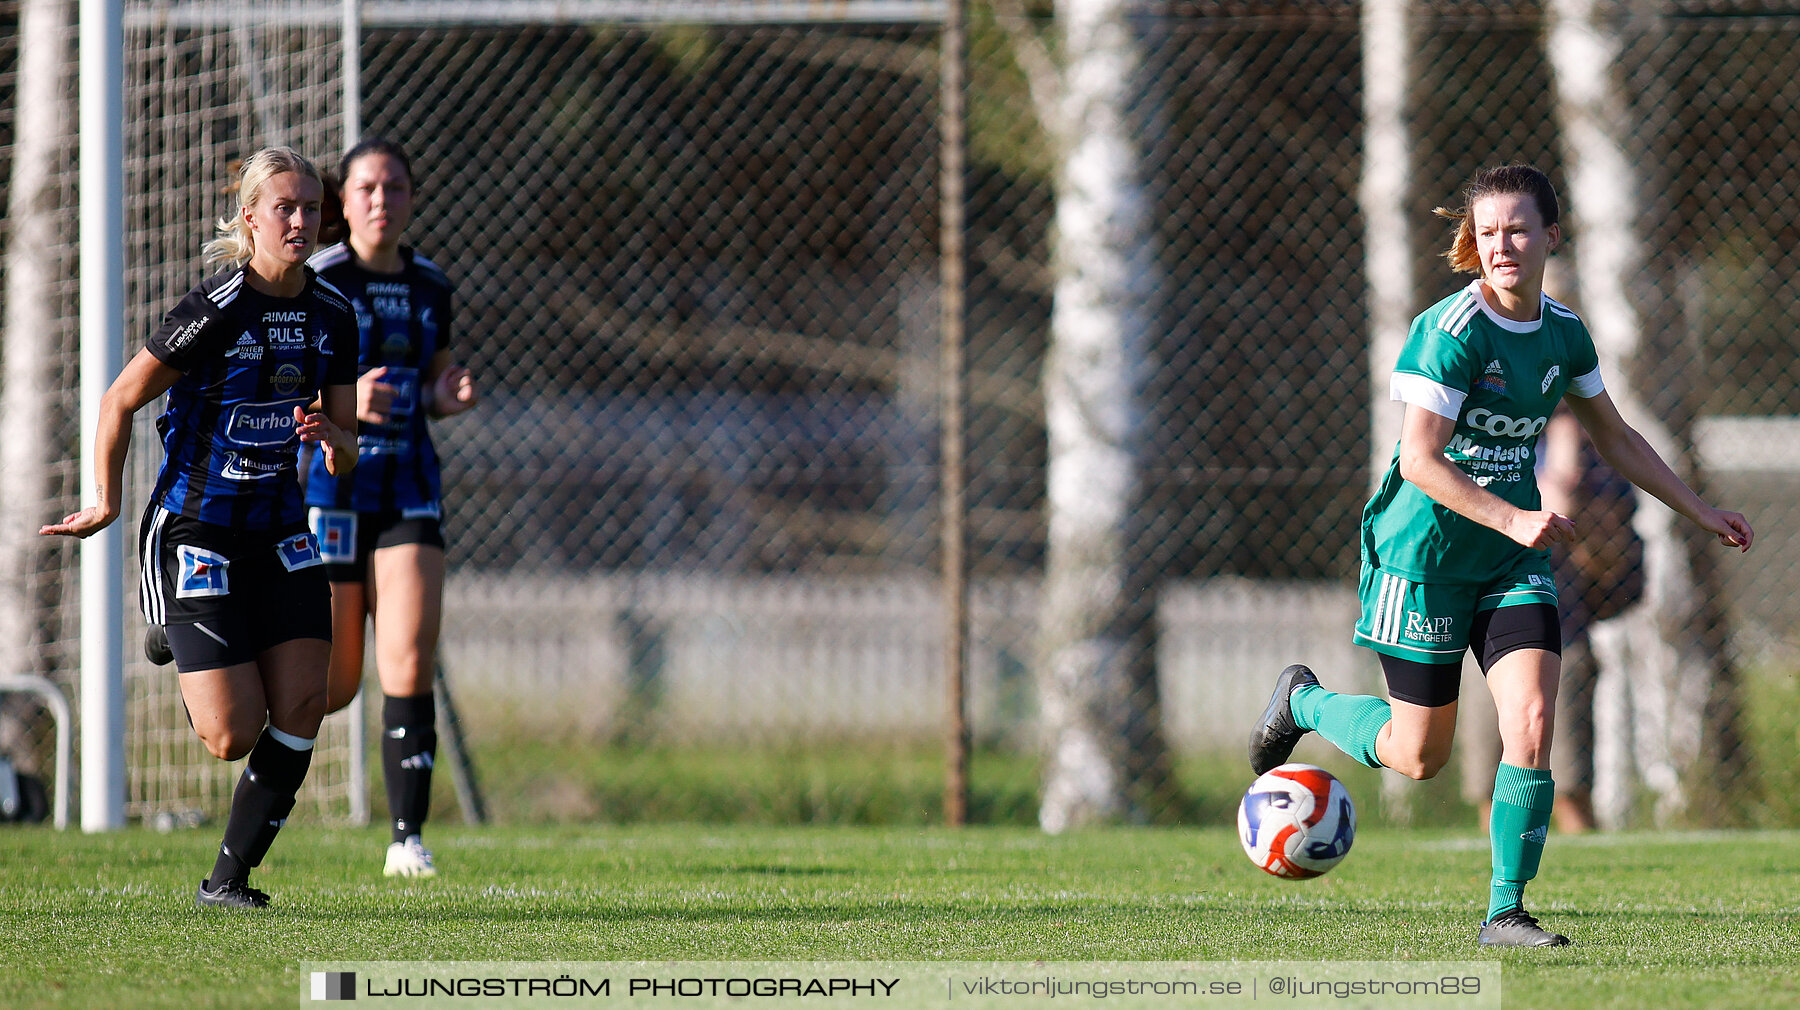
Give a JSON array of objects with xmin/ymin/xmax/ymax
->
[{"xmin": 1352, "ymin": 555, "xmax": 1558, "ymax": 662}]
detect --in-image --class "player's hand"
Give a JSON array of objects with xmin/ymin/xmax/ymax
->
[
  {"xmin": 295, "ymin": 405, "xmax": 357, "ymax": 476},
  {"xmin": 358, "ymin": 365, "xmax": 396, "ymax": 424},
  {"xmin": 430, "ymin": 364, "xmax": 477, "ymax": 418},
  {"xmin": 1504, "ymin": 509, "xmax": 1575, "ymax": 549},
  {"xmin": 40, "ymin": 504, "xmax": 119, "ymax": 539},
  {"xmin": 1696, "ymin": 506, "xmax": 1753, "ymax": 552}
]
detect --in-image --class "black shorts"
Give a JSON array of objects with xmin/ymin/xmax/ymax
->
[
  {"xmin": 307, "ymin": 507, "xmax": 446, "ymax": 583},
  {"xmin": 139, "ymin": 506, "xmax": 332, "ymax": 672},
  {"xmin": 1378, "ymin": 603, "xmax": 1562, "ymax": 708}
]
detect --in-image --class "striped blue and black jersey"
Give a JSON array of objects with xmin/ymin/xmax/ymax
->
[
  {"xmin": 145, "ymin": 266, "xmax": 359, "ymax": 530},
  {"xmin": 303, "ymin": 243, "xmax": 454, "ymax": 515}
]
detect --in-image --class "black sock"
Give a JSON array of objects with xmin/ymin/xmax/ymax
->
[
  {"xmin": 212, "ymin": 728, "xmax": 314, "ymax": 883},
  {"xmin": 208, "ymin": 848, "xmax": 251, "ymax": 887},
  {"xmin": 383, "ymin": 693, "xmax": 437, "ymax": 845}
]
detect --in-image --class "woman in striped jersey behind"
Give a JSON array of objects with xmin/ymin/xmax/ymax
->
[{"xmin": 307, "ymin": 138, "xmax": 478, "ymax": 879}]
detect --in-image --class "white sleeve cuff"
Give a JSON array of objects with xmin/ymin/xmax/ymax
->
[
  {"xmin": 1567, "ymin": 366, "xmax": 1606, "ymax": 398},
  {"xmin": 1389, "ymin": 372, "xmax": 1466, "ymax": 420}
]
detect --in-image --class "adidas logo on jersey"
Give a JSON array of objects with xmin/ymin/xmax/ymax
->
[
  {"xmin": 226, "ymin": 331, "xmax": 264, "ymax": 360},
  {"xmin": 1477, "ymin": 359, "xmax": 1507, "ymax": 395}
]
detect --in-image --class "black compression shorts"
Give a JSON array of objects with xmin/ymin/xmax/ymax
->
[{"xmin": 1379, "ymin": 603, "xmax": 1561, "ymax": 707}]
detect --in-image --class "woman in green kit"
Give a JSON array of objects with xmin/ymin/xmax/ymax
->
[{"xmin": 1248, "ymin": 164, "xmax": 1753, "ymax": 947}]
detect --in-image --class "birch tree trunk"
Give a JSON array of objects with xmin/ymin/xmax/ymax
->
[
  {"xmin": 1361, "ymin": 3, "xmax": 1416, "ymax": 454},
  {"xmin": 1546, "ymin": 0, "xmax": 1747, "ymax": 823},
  {"xmin": 1006, "ymin": 0, "xmax": 1171, "ymax": 831},
  {"xmin": 1, "ymin": 0, "xmax": 70, "ymax": 683},
  {"xmin": 1359, "ymin": 0, "xmax": 1419, "ymax": 824}
]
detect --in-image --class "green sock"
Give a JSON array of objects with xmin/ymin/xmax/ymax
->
[
  {"xmin": 1290, "ymin": 683, "xmax": 1390, "ymax": 769},
  {"xmin": 1488, "ymin": 763, "xmax": 1555, "ymax": 921}
]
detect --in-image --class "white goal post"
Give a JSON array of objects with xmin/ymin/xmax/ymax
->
[{"xmin": 79, "ymin": 0, "xmax": 126, "ymax": 834}]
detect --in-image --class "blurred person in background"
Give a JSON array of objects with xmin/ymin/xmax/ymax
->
[
  {"xmin": 43, "ymin": 147, "xmax": 358, "ymax": 909},
  {"xmin": 1537, "ymin": 405, "xmax": 1644, "ymax": 832},
  {"xmin": 1247, "ymin": 163, "xmax": 1752, "ymax": 948},
  {"xmin": 308, "ymin": 138, "xmax": 477, "ymax": 879}
]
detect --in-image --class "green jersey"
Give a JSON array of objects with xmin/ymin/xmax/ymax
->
[{"xmin": 1362, "ymin": 280, "xmax": 1605, "ymax": 585}]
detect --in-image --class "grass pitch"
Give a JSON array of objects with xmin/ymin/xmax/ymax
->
[{"xmin": 3, "ymin": 823, "xmax": 1795, "ymax": 1009}]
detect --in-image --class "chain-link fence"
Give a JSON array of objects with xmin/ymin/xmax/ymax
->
[{"xmin": 2, "ymin": 1, "xmax": 1796, "ymax": 831}]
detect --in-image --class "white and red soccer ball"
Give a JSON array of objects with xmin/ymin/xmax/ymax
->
[{"xmin": 1237, "ymin": 763, "xmax": 1356, "ymax": 879}]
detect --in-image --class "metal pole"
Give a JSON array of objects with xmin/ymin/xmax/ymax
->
[
  {"xmin": 78, "ymin": 0, "xmax": 127, "ymax": 832},
  {"xmin": 434, "ymin": 660, "xmax": 489, "ymax": 824},
  {"xmin": 126, "ymin": 1, "xmax": 951, "ymax": 29},
  {"xmin": 340, "ymin": 0, "xmax": 371, "ymax": 826},
  {"xmin": 0, "ymin": 676, "xmax": 73, "ymax": 829},
  {"xmin": 939, "ymin": 0, "xmax": 970, "ymax": 827}
]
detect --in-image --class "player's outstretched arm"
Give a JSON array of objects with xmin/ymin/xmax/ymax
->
[
  {"xmin": 1565, "ymin": 390, "xmax": 1752, "ymax": 552},
  {"xmin": 40, "ymin": 349, "xmax": 181, "ymax": 539}
]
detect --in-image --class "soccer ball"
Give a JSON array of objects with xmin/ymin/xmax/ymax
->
[{"xmin": 1237, "ymin": 763, "xmax": 1356, "ymax": 879}]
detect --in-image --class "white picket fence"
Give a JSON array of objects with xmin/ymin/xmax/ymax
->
[{"xmin": 439, "ymin": 573, "xmax": 1378, "ymax": 751}]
